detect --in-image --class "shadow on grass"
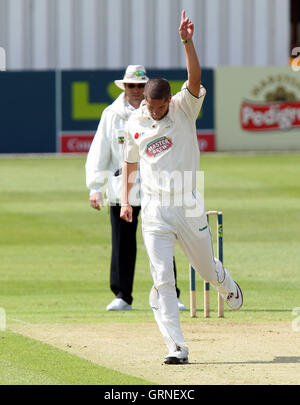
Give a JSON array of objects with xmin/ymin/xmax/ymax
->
[{"xmin": 188, "ymin": 356, "xmax": 300, "ymax": 365}]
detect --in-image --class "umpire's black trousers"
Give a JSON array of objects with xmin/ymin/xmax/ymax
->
[
  {"xmin": 110, "ymin": 204, "xmax": 180, "ymax": 306},
  {"xmin": 110, "ymin": 204, "xmax": 141, "ymax": 305}
]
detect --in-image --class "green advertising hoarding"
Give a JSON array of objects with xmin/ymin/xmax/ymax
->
[{"xmin": 60, "ymin": 69, "xmax": 215, "ymax": 153}]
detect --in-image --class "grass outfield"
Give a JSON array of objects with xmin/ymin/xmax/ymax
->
[
  {"xmin": 0, "ymin": 330, "xmax": 152, "ymax": 385},
  {"xmin": 0, "ymin": 153, "xmax": 300, "ymax": 384}
]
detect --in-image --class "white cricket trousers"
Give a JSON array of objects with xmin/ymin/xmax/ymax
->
[{"xmin": 141, "ymin": 192, "xmax": 236, "ymax": 354}]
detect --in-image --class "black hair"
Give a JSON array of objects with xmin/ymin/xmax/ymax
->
[{"xmin": 144, "ymin": 78, "xmax": 171, "ymax": 101}]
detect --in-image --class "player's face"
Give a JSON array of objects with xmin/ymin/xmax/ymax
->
[
  {"xmin": 125, "ymin": 83, "xmax": 145, "ymax": 107},
  {"xmin": 145, "ymin": 96, "xmax": 171, "ymax": 121}
]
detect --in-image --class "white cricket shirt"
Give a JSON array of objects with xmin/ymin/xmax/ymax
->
[
  {"xmin": 85, "ymin": 93, "xmax": 141, "ymax": 205},
  {"xmin": 124, "ymin": 83, "xmax": 206, "ymax": 197}
]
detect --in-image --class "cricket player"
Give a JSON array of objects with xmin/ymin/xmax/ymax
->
[
  {"xmin": 121, "ymin": 11, "xmax": 243, "ymax": 364},
  {"xmin": 85, "ymin": 65, "xmax": 185, "ymax": 312}
]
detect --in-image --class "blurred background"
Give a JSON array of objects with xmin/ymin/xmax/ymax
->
[
  {"xmin": 0, "ymin": 0, "xmax": 300, "ymax": 153},
  {"xmin": 0, "ymin": 0, "xmax": 294, "ymax": 69}
]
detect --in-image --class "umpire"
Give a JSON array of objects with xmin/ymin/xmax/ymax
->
[{"xmin": 85, "ymin": 65, "xmax": 185, "ymax": 311}]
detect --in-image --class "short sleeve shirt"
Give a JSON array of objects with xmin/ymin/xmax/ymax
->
[{"xmin": 124, "ymin": 83, "xmax": 206, "ymax": 196}]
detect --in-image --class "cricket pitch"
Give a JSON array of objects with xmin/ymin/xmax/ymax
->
[{"xmin": 9, "ymin": 321, "xmax": 300, "ymax": 385}]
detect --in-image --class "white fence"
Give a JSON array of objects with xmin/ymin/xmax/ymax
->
[{"xmin": 0, "ymin": 0, "xmax": 290, "ymax": 70}]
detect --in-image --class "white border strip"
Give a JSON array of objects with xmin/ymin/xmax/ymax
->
[{"xmin": 0, "ymin": 46, "xmax": 6, "ymax": 71}]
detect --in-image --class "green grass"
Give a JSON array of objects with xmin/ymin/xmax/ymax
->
[
  {"xmin": 0, "ymin": 153, "xmax": 300, "ymax": 383},
  {"xmin": 0, "ymin": 330, "xmax": 152, "ymax": 385}
]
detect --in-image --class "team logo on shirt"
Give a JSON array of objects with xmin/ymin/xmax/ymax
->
[
  {"xmin": 118, "ymin": 136, "xmax": 124, "ymax": 144},
  {"xmin": 146, "ymin": 136, "xmax": 173, "ymax": 157}
]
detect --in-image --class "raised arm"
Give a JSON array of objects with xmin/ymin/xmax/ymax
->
[{"xmin": 178, "ymin": 10, "xmax": 201, "ymax": 97}]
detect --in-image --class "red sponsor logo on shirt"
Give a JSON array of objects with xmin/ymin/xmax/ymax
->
[
  {"xmin": 240, "ymin": 100, "xmax": 300, "ymax": 131},
  {"xmin": 146, "ymin": 136, "xmax": 173, "ymax": 157}
]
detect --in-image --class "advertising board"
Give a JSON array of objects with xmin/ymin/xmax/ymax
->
[{"xmin": 215, "ymin": 67, "xmax": 300, "ymax": 151}]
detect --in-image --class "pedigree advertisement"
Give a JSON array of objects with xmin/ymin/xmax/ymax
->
[{"xmin": 215, "ymin": 67, "xmax": 300, "ymax": 151}]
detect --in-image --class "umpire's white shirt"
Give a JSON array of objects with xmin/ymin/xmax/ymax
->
[
  {"xmin": 124, "ymin": 83, "xmax": 206, "ymax": 198},
  {"xmin": 85, "ymin": 93, "xmax": 140, "ymax": 206}
]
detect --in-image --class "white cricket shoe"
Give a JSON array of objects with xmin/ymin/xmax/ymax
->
[
  {"xmin": 106, "ymin": 298, "xmax": 132, "ymax": 311},
  {"xmin": 225, "ymin": 282, "xmax": 243, "ymax": 310},
  {"xmin": 177, "ymin": 298, "xmax": 186, "ymax": 311},
  {"xmin": 164, "ymin": 346, "xmax": 189, "ymax": 365}
]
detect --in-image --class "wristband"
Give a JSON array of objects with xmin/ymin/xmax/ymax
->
[
  {"xmin": 182, "ymin": 39, "xmax": 192, "ymax": 44},
  {"xmin": 121, "ymin": 203, "xmax": 130, "ymax": 207}
]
